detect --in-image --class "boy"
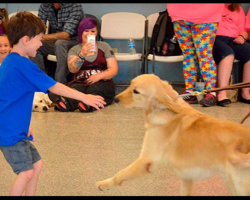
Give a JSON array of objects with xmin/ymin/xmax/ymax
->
[{"xmin": 0, "ymin": 11, "xmax": 106, "ymax": 196}]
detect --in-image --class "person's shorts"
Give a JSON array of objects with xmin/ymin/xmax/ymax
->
[
  {"xmin": 213, "ymin": 36, "xmax": 250, "ymax": 65},
  {"xmin": 0, "ymin": 140, "xmax": 41, "ymax": 175}
]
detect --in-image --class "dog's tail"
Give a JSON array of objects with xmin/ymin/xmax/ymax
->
[{"xmin": 228, "ymin": 140, "xmax": 250, "ymax": 169}]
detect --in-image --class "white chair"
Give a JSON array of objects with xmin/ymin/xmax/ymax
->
[
  {"xmin": 146, "ymin": 13, "xmax": 184, "ymax": 74},
  {"xmin": 100, "ymin": 12, "xmax": 147, "ymax": 76}
]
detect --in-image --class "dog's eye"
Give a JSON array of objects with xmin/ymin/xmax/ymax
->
[
  {"xmin": 133, "ymin": 89, "xmax": 140, "ymax": 94},
  {"xmin": 40, "ymin": 100, "xmax": 43, "ymax": 103},
  {"xmin": 35, "ymin": 106, "xmax": 38, "ymax": 109}
]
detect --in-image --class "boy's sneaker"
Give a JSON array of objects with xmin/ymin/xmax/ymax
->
[
  {"xmin": 181, "ymin": 91, "xmax": 198, "ymax": 104},
  {"xmin": 199, "ymin": 93, "xmax": 217, "ymax": 107}
]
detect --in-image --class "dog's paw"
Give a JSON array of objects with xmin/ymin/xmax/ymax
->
[{"xmin": 95, "ymin": 178, "xmax": 114, "ymax": 191}]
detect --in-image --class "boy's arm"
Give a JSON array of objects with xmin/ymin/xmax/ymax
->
[{"xmin": 49, "ymin": 83, "xmax": 106, "ymax": 110}]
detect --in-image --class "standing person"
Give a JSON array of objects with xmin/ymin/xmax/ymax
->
[
  {"xmin": 247, "ymin": 7, "xmax": 250, "ymax": 40},
  {"xmin": 30, "ymin": 3, "xmax": 84, "ymax": 84},
  {"xmin": 0, "ymin": 8, "xmax": 9, "ymax": 34},
  {"xmin": 213, "ymin": 3, "xmax": 250, "ymax": 106},
  {"xmin": 167, "ymin": 3, "xmax": 224, "ymax": 107},
  {"xmin": 0, "ymin": 11, "xmax": 105, "ymax": 196},
  {"xmin": 49, "ymin": 18, "xmax": 118, "ymax": 112},
  {"xmin": 0, "ymin": 34, "xmax": 10, "ymax": 66}
]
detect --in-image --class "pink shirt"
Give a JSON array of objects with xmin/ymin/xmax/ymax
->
[
  {"xmin": 167, "ymin": 3, "xmax": 224, "ymax": 24},
  {"xmin": 246, "ymin": 8, "xmax": 250, "ymax": 30},
  {"xmin": 216, "ymin": 5, "xmax": 246, "ymax": 38}
]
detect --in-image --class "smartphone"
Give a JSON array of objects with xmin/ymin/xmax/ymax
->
[{"xmin": 87, "ymin": 35, "xmax": 96, "ymax": 53}]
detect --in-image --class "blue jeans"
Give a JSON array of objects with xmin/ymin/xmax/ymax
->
[{"xmin": 30, "ymin": 39, "xmax": 79, "ymax": 84}]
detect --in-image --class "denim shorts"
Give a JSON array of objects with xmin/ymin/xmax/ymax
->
[
  {"xmin": 213, "ymin": 36, "xmax": 250, "ymax": 65},
  {"xmin": 0, "ymin": 140, "xmax": 41, "ymax": 175}
]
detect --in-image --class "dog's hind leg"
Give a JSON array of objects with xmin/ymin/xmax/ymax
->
[
  {"xmin": 180, "ymin": 179, "xmax": 194, "ymax": 196},
  {"xmin": 220, "ymin": 167, "xmax": 250, "ymax": 196},
  {"xmin": 229, "ymin": 170, "xmax": 250, "ymax": 196},
  {"xmin": 96, "ymin": 158, "xmax": 157, "ymax": 191}
]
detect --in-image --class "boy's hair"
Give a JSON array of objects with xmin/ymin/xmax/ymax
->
[{"xmin": 7, "ymin": 11, "xmax": 46, "ymax": 47}]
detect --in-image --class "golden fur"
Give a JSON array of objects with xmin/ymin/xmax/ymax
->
[{"xmin": 96, "ymin": 74, "xmax": 250, "ymax": 196}]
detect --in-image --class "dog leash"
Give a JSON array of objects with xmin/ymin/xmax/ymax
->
[
  {"xmin": 179, "ymin": 81, "xmax": 250, "ymax": 98},
  {"xmin": 178, "ymin": 81, "xmax": 250, "ymax": 124}
]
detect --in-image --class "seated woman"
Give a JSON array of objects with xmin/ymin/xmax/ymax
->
[
  {"xmin": 49, "ymin": 18, "xmax": 118, "ymax": 112},
  {"xmin": 213, "ymin": 3, "xmax": 250, "ymax": 106}
]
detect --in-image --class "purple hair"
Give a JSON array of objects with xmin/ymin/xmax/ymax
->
[{"xmin": 78, "ymin": 18, "xmax": 97, "ymax": 43}]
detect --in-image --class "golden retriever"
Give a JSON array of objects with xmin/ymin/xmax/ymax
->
[
  {"xmin": 95, "ymin": 74, "xmax": 250, "ymax": 196},
  {"xmin": 32, "ymin": 92, "xmax": 53, "ymax": 113}
]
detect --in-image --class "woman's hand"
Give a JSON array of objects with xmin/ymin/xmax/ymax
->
[
  {"xmin": 87, "ymin": 74, "xmax": 102, "ymax": 85},
  {"xmin": 234, "ymin": 35, "xmax": 246, "ymax": 44},
  {"xmin": 80, "ymin": 42, "xmax": 95, "ymax": 57}
]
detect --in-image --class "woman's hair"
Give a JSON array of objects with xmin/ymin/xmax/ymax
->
[
  {"xmin": 7, "ymin": 11, "xmax": 46, "ymax": 47},
  {"xmin": 0, "ymin": 8, "xmax": 9, "ymax": 33},
  {"xmin": 227, "ymin": 3, "xmax": 241, "ymax": 12},
  {"xmin": 78, "ymin": 18, "xmax": 98, "ymax": 43}
]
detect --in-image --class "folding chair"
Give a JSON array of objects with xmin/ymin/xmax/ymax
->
[{"xmin": 100, "ymin": 12, "xmax": 147, "ymax": 81}]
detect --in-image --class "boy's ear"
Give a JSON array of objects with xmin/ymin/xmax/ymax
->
[{"xmin": 21, "ymin": 36, "xmax": 30, "ymax": 46}]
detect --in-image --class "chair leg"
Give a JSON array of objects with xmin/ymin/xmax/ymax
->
[
  {"xmin": 152, "ymin": 54, "xmax": 155, "ymax": 74},
  {"xmin": 141, "ymin": 56, "xmax": 146, "ymax": 74}
]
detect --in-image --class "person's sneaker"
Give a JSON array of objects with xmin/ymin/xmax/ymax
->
[
  {"xmin": 78, "ymin": 102, "xmax": 92, "ymax": 112},
  {"xmin": 55, "ymin": 97, "xmax": 71, "ymax": 112},
  {"xmin": 199, "ymin": 93, "xmax": 217, "ymax": 107},
  {"xmin": 181, "ymin": 91, "xmax": 198, "ymax": 104}
]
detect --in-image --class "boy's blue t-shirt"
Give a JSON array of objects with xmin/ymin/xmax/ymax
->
[{"xmin": 0, "ymin": 53, "xmax": 57, "ymax": 147}]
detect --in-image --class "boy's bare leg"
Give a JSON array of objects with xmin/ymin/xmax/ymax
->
[
  {"xmin": 25, "ymin": 160, "xmax": 43, "ymax": 196},
  {"xmin": 9, "ymin": 160, "xmax": 43, "ymax": 196},
  {"xmin": 9, "ymin": 170, "xmax": 34, "ymax": 196}
]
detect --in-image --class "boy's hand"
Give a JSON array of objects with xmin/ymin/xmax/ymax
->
[
  {"xmin": 82, "ymin": 94, "xmax": 106, "ymax": 111},
  {"xmin": 28, "ymin": 127, "xmax": 35, "ymax": 142}
]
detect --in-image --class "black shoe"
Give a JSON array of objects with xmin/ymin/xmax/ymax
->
[
  {"xmin": 239, "ymin": 96, "xmax": 250, "ymax": 104},
  {"xmin": 55, "ymin": 97, "xmax": 70, "ymax": 112},
  {"xmin": 78, "ymin": 102, "xmax": 92, "ymax": 112},
  {"xmin": 217, "ymin": 99, "xmax": 231, "ymax": 107},
  {"xmin": 48, "ymin": 93, "xmax": 61, "ymax": 103}
]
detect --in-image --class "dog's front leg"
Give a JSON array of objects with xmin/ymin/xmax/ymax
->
[
  {"xmin": 180, "ymin": 179, "xmax": 194, "ymax": 196},
  {"xmin": 96, "ymin": 158, "xmax": 155, "ymax": 191}
]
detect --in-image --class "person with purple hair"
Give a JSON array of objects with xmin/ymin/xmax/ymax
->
[{"xmin": 49, "ymin": 18, "xmax": 118, "ymax": 112}]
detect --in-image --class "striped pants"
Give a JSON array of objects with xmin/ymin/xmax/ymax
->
[{"xmin": 173, "ymin": 20, "xmax": 218, "ymax": 92}]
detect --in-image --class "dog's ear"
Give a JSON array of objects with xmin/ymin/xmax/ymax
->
[{"xmin": 155, "ymin": 81, "xmax": 181, "ymax": 113}]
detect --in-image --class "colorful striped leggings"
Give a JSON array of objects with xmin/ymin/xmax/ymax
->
[{"xmin": 173, "ymin": 20, "xmax": 218, "ymax": 92}]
